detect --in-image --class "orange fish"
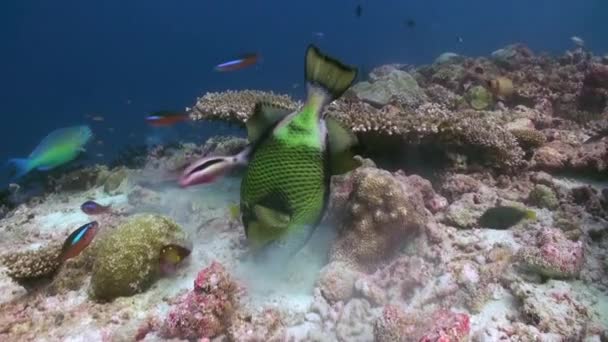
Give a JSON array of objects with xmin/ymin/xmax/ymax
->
[
  {"xmin": 145, "ymin": 111, "xmax": 189, "ymax": 127},
  {"xmin": 214, "ymin": 53, "xmax": 260, "ymax": 72},
  {"xmin": 60, "ymin": 221, "xmax": 99, "ymax": 262}
]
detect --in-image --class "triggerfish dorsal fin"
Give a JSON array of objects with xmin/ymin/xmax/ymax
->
[
  {"xmin": 325, "ymin": 116, "xmax": 361, "ymax": 175},
  {"xmin": 246, "ymin": 101, "xmax": 293, "ymax": 143},
  {"xmin": 305, "ymin": 44, "xmax": 358, "ymax": 105},
  {"xmin": 60, "ymin": 221, "xmax": 99, "ymax": 262}
]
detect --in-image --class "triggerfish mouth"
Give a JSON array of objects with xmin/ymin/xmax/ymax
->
[
  {"xmin": 7, "ymin": 125, "xmax": 93, "ymax": 181},
  {"xmin": 214, "ymin": 53, "xmax": 261, "ymax": 72},
  {"xmin": 181, "ymin": 44, "xmax": 360, "ymax": 260}
]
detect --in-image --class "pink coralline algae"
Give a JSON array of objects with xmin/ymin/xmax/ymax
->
[
  {"xmin": 418, "ymin": 309, "xmax": 470, "ymax": 342},
  {"xmin": 373, "ymin": 305, "xmax": 417, "ymax": 342},
  {"xmin": 156, "ymin": 261, "xmax": 237, "ymax": 340},
  {"xmin": 374, "ymin": 306, "xmax": 470, "ymax": 342},
  {"xmin": 517, "ymin": 228, "xmax": 585, "ymax": 279}
]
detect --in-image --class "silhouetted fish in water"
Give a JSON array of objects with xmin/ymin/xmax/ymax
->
[
  {"xmin": 81, "ymin": 200, "xmax": 111, "ymax": 215},
  {"xmin": 60, "ymin": 221, "xmax": 99, "ymax": 262},
  {"xmin": 405, "ymin": 19, "xmax": 416, "ymax": 28},
  {"xmin": 355, "ymin": 4, "xmax": 362, "ymax": 18}
]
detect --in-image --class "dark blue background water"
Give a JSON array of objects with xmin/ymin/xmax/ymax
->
[{"xmin": 1, "ymin": 0, "xmax": 606, "ymax": 184}]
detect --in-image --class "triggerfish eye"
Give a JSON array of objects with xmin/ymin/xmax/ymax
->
[
  {"xmin": 81, "ymin": 200, "xmax": 111, "ymax": 215},
  {"xmin": 159, "ymin": 244, "xmax": 191, "ymax": 275},
  {"xmin": 60, "ymin": 221, "xmax": 99, "ymax": 262}
]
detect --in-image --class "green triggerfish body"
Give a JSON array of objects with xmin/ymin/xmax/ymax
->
[
  {"xmin": 7, "ymin": 125, "xmax": 93, "ymax": 180},
  {"xmin": 181, "ymin": 45, "xmax": 360, "ymax": 259},
  {"xmin": 180, "ymin": 45, "xmax": 357, "ymax": 256}
]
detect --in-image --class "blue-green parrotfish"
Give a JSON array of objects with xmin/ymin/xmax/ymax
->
[
  {"xmin": 7, "ymin": 125, "xmax": 93, "ymax": 180},
  {"xmin": 181, "ymin": 44, "xmax": 359, "ymax": 259}
]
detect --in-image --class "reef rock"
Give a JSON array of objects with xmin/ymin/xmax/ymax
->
[
  {"xmin": 517, "ymin": 228, "xmax": 584, "ymax": 279},
  {"xmin": 317, "ymin": 260, "xmax": 360, "ymax": 304},
  {"xmin": 90, "ymin": 214, "xmax": 187, "ymax": 301},
  {"xmin": 511, "ymin": 280, "xmax": 591, "ymax": 339},
  {"xmin": 329, "ymin": 167, "xmax": 431, "ymax": 272},
  {"xmin": 157, "ymin": 261, "xmax": 237, "ymax": 340},
  {"xmin": 350, "ymin": 69, "xmax": 427, "ymax": 108},
  {"xmin": 527, "ymin": 184, "xmax": 559, "ymax": 210}
]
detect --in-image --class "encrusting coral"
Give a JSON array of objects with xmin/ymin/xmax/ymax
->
[
  {"xmin": 0, "ymin": 242, "xmax": 62, "ymax": 287},
  {"xmin": 89, "ymin": 214, "xmax": 187, "ymax": 301},
  {"xmin": 329, "ymin": 167, "xmax": 430, "ymax": 272}
]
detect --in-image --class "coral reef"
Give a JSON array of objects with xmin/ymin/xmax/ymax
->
[
  {"xmin": 0, "ymin": 42, "xmax": 607, "ymax": 341},
  {"xmin": 90, "ymin": 214, "xmax": 187, "ymax": 301},
  {"xmin": 517, "ymin": 228, "xmax": 584, "ymax": 279}
]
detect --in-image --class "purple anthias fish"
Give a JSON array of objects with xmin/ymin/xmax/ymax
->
[{"xmin": 81, "ymin": 200, "xmax": 111, "ymax": 215}]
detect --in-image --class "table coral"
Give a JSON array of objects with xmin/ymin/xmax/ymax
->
[{"xmin": 189, "ymin": 90, "xmax": 299, "ymax": 124}]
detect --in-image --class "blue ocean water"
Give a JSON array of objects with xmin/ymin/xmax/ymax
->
[{"xmin": 0, "ymin": 0, "xmax": 606, "ymax": 184}]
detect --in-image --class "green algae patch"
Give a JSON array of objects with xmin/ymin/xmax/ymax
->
[{"xmin": 89, "ymin": 214, "xmax": 186, "ymax": 301}]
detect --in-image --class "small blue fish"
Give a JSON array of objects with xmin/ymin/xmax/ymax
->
[
  {"xmin": 214, "ymin": 53, "xmax": 260, "ymax": 72},
  {"xmin": 7, "ymin": 125, "xmax": 93, "ymax": 180}
]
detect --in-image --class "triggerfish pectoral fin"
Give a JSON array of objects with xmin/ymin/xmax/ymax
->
[
  {"xmin": 179, "ymin": 146, "xmax": 252, "ymax": 188},
  {"xmin": 325, "ymin": 117, "xmax": 360, "ymax": 175}
]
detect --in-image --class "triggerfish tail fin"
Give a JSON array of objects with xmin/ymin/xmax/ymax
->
[
  {"xmin": 305, "ymin": 44, "xmax": 358, "ymax": 107},
  {"xmin": 6, "ymin": 158, "xmax": 34, "ymax": 180}
]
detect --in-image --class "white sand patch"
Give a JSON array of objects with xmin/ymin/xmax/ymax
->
[{"xmin": 470, "ymin": 288, "xmax": 519, "ymax": 341}]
